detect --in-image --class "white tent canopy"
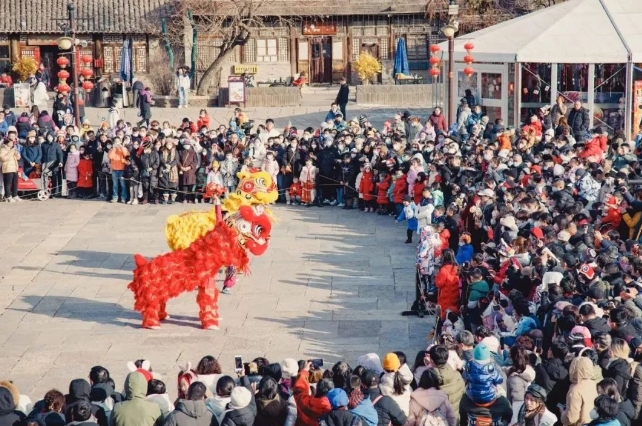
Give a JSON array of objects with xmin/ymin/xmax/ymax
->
[{"xmin": 440, "ymin": 0, "xmax": 642, "ymax": 64}]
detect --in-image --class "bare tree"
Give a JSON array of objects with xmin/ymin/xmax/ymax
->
[
  {"xmin": 426, "ymin": 0, "xmax": 569, "ymax": 32},
  {"xmin": 168, "ymin": 0, "xmax": 291, "ymax": 95}
]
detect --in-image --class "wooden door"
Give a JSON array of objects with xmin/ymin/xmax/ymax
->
[{"xmin": 310, "ymin": 37, "xmax": 332, "ymax": 84}]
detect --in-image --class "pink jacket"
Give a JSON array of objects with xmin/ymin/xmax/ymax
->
[{"xmin": 65, "ymin": 151, "xmax": 80, "ymax": 182}]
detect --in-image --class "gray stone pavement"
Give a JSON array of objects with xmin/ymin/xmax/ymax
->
[{"xmin": 0, "ymin": 199, "xmax": 433, "ymax": 400}]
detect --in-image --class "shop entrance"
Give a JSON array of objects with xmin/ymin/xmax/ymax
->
[{"xmin": 309, "ymin": 37, "xmax": 332, "ymax": 84}]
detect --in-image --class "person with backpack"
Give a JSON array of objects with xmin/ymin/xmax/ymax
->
[
  {"xmin": 406, "ymin": 370, "xmax": 456, "ymax": 426},
  {"xmin": 318, "ymin": 389, "xmax": 362, "ymax": 426}
]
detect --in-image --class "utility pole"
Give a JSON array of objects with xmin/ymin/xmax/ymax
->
[{"xmin": 68, "ymin": 1, "xmax": 81, "ymax": 127}]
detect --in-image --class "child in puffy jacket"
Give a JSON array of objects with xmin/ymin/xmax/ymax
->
[{"xmin": 462, "ymin": 343, "xmax": 503, "ymax": 405}]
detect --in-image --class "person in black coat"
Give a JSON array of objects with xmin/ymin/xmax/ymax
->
[
  {"xmin": 220, "ymin": 379, "xmax": 256, "ymax": 426},
  {"xmin": 0, "ymin": 387, "xmax": 25, "ymax": 426},
  {"xmin": 334, "ymin": 77, "xmax": 349, "ymax": 119},
  {"xmin": 319, "ymin": 389, "xmax": 362, "ymax": 426},
  {"xmin": 609, "ymin": 307, "xmax": 639, "ymax": 341},
  {"xmin": 567, "ymin": 100, "xmax": 590, "ymax": 141},
  {"xmin": 316, "ymin": 142, "xmax": 340, "ymax": 205},
  {"xmin": 534, "ymin": 339, "xmax": 570, "ymax": 420},
  {"xmin": 339, "ymin": 154, "xmax": 357, "ymax": 209},
  {"xmin": 580, "ymin": 304, "xmax": 610, "ymax": 337},
  {"xmin": 64, "ymin": 380, "xmax": 107, "ymax": 426},
  {"xmin": 361, "ymin": 371, "xmax": 406, "ymax": 426},
  {"xmin": 41, "ymin": 132, "xmax": 64, "ymax": 197},
  {"xmin": 254, "ymin": 377, "xmax": 290, "ymax": 426}
]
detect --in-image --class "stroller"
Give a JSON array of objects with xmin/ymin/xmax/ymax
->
[{"xmin": 17, "ymin": 166, "xmax": 51, "ymax": 201}]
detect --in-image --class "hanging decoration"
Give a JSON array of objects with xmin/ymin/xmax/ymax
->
[
  {"xmin": 463, "ymin": 42, "xmax": 475, "ymax": 78},
  {"xmin": 429, "ymin": 44, "xmax": 441, "ymax": 78}
]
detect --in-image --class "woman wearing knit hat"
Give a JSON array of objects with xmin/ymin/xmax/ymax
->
[
  {"xmin": 221, "ymin": 386, "xmax": 256, "ymax": 426},
  {"xmin": 380, "ymin": 353, "xmax": 413, "ymax": 415}
]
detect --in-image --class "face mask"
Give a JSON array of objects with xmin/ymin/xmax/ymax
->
[
  {"xmin": 325, "ymin": 142, "xmax": 332, "ymax": 147},
  {"xmin": 484, "ymin": 153, "xmax": 493, "ymax": 161},
  {"xmin": 184, "ymin": 145, "xmax": 191, "ymax": 150},
  {"xmin": 425, "ymin": 146, "xmax": 434, "ymax": 153},
  {"xmin": 106, "ymin": 145, "xmax": 112, "ymax": 150},
  {"xmin": 437, "ymin": 137, "xmax": 445, "ymax": 143},
  {"xmin": 338, "ymin": 144, "xmax": 345, "ymax": 150}
]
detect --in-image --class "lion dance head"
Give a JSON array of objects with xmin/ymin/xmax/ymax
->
[
  {"xmin": 225, "ymin": 205, "xmax": 272, "ymax": 256},
  {"xmin": 223, "ymin": 169, "xmax": 278, "ymax": 212}
]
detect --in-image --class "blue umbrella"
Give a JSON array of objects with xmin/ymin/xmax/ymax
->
[
  {"xmin": 393, "ymin": 38, "xmax": 410, "ymax": 77},
  {"xmin": 120, "ymin": 37, "xmax": 133, "ymax": 83}
]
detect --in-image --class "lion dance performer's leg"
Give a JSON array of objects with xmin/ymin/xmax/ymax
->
[
  {"xmin": 222, "ymin": 266, "xmax": 237, "ymax": 292},
  {"xmin": 159, "ymin": 302, "xmax": 169, "ymax": 321},
  {"xmin": 197, "ymin": 277, "xmax": 220, "ymax": 330}
]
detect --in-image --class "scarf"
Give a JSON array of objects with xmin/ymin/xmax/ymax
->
[{"xmin": 523, "ymin": 402, "xmax": 545, "ymax": 426}]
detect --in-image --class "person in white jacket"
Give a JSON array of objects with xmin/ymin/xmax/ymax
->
[{"xmin": 176, "ymin": 67, "xmax": 191, "ymax": 108}]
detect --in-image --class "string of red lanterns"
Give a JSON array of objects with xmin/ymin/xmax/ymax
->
[
  {"xmin": 463, "ymin": 42, "xmax": 475, "ymax": 77},
  {"xmin": 55, "ymin": 53, "xmax": 94, "ymax": 95},
  {"xmin": 429, "ymin": 44, "xmax": 441, "ymax": 78}
]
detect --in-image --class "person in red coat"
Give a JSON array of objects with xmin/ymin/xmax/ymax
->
[
  {"xmin": 196, "ymin": 109, "xmax": 211, "ymax": 130},
  {"xmin": 376, "ymin": 172, "xmax": 391, "ymax": 214},
  {"xmin": 429, "ymin": 107, "xmax": 447, "ymax": 133},
  {"xmin": 76, "ymin": 152, "xmax": 94, "ymax": 198},
  {"xmin": 413, "ymin": 173, "xmax": 427, "ymax": 206},
  {"xmin": 435, "ymin": 249, "xmax": 460, "ymax": 320},
  {"xmin": 293, "ymin": 363, "xmax": 332, "ymax": 426},
  {"xmin": 359, "ymin": 163, "xmax": 375, "ymax": 212},
  {"xmin": 392, "ymin": 170, "xmax": 408, "ymax": 216}
]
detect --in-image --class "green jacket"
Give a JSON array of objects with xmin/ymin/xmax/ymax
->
[
  {"xmin": 468, "ymin": 280, "xmax": 489, "ymax": 302},
  {"xmin": 433, "ymin": 364, "xmax": 465, "ymax": 419},
  {"xmin": 111, "ymin": 372, "xmax": 161, "ymax": 426}
]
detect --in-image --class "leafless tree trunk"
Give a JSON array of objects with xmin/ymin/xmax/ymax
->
[{"xmin": 197, "ymin": 47, "xmax": 237, "ymax": 95}]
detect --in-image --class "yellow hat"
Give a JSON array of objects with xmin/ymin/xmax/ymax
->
[
  {"xmin": 212, "ymin": 160, "xmax": 219, "ymax": 168},
  {"xmin": 383, "ymin": 353, "xmax": 400, "ymax": 372}
]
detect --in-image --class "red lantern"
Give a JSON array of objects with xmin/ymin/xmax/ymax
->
[
  {"xmin": 463, "ymin": 42, "xmax": 475, "ymax": 51},
  {"xmin": 463, "ymin": 67, "xmax": 475, "ymax": 77},
  {"xmin": 80, "ymin": 68, "xmax": 93, "ymax": 78},
  {"xmin": 56, "ymin": 83, "xmax": 71, "ymax": 93},
  {"xmin": 463, "ymin": 55, "xmax": 475, "ymax": 64},
  {"xmin": 56, "ymin": 56, "xmax": 70, "ymax": 68},
  {"xmin": 82, "ymin": 81, "xmax": 94, "ymax": 91},
  {"xmin": 429, "ymin": 68, "xmax": 441, "ymax": 77},
  {"xmin": 80, "ymin": 55, "xmax": 92, "ymax": 64},
  {"xmin": 57, "ymin": 70, "xmax": 70, "ymax": 79},
  {"xmin": 429, "ymin": 45, "xmax": 441, "ymax": 53},
  {"xmin": 429, "ymin": 57, "xmax": 440, "ymax": 66}
]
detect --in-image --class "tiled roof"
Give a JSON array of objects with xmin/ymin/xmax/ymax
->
[
  {"xmin": 0, "ymin": 0, "xmax": 427, "ymax": 34},
  {"xmin": 0, "ymin": 0, "xmax": 175, "ymax": 34}
]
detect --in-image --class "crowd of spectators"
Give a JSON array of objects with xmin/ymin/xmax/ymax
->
[{"xmin": 4, "ymin": 90, "xmax": 642, "ymax": 426}]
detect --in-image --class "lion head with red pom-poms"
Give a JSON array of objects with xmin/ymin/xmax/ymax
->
[{"xmin": 225, "ymin": 204, "xmax": 272, "ymax": 256}]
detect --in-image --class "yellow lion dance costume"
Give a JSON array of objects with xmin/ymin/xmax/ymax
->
[{"xmin": 165, "ymin": 170, "xmax": 278, "ymax": 251}]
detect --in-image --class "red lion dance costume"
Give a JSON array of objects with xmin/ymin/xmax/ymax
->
[{"xmin": 128, "ymin": 170, "xmax": 278, "ymax": 330}]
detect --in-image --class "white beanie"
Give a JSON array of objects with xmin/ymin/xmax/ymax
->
[
  {"xmin": 553, "ymin": 164, "xmax": 565, "ymax": 177},
  {"xmin": 229, "ymin": 387, "xmax": 252, "ymax": 410},
  {"xmin": 281, "ymin": 358, "xmax": 298, "ymax": 379}
]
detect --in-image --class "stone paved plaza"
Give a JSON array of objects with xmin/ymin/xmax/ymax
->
[{"xmin": 0, "ymin": 200, "xmax": 432, "ymax": 399}]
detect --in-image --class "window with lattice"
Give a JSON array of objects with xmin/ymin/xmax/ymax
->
[
  {"xmin": 406, "ymin": 35, "xmax": 427, "ymax": 61},
  {"xmin": 257, "ymin": 39, "xmax": 277, "ymax": 62},
  {"xmin": 278, "ymin": 37, "xmax": 289, "ymax": 62},
  {"xmin": 352, "ymin": 38, "xmax": 360, "ymax": 60},
  {"xmin": 380, "ymin": 38, "xmax": 388, "ymax": 59},
  {"xmin": 134, "ymin": 45, "xmax": 147, "ymax": 72},
  {"xmin": 245, "ymin": 39, "xmax": 256, "ymax": 63},
  {"xmin": 103, "ymin": 46, "xmax": 114, "ymax": 73}
]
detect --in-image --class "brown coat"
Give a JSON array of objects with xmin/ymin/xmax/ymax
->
[{"xmin": 179, "ymin": 148, "xmax": 198, "ymax": 186}]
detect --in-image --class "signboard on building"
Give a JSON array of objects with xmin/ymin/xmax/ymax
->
[
  {"xmin": 303, "ymin": 22, "xmax": 338, "ymax": 36},
  {"xmin": 227, "ymin": 76, "xmax": 246, "ymax": 107},
  {"xmin": 233, "ymin": 64, "xmax": 258, "ymax": 74},
  {"xmin": 13, "ymin": 83, "xmax": 31, "ymax": 108}
]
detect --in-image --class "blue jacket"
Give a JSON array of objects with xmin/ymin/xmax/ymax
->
[
  {"xmin": 0, "ymin": 120, "xmax": 7, "ymax": 135},
  {"xmin": 23, "ymin": 144, "xmax": 42, "ymax": 165},
  {"xmin": 456, "ymin": 244, "xmax": 473, "ymax": 264},
  {"xmin": 463, "ymin": 360, "xmax": 503, "ymax": 404},
  {"xmin": 350, "ymin": 398, "xmax": 378, "ymax": 426},
  {"xmin": 397, "ymin": 203, "xmax": 418, "ymax": 231}
]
